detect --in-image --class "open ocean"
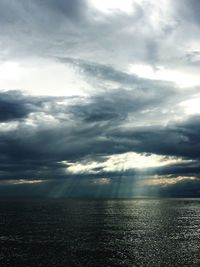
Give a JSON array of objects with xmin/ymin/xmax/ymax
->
[{"xmin": 0, "ymin": 199, "xmax": 200, "ymax": 266}]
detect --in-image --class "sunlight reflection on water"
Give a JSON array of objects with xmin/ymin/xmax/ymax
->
[{"xmin": 0, "ymin": 199, "xmax": 200, "ymax": 266}]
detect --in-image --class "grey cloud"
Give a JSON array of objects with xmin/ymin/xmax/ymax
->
[
  {"xmin": 0, "ymin": 175, "xmax": 199, "ymax": 198},
  {"xmin": 38, "ymin": 0, "xmax": 87, "ymax": 19},
  {"xmin": 174, "ymin": 0, "xmax": 200, "ymax": 25},
  {"xmin": 109, "ymin": 115, "xmax": 200, "ymax": 159},
  {"xmin": 1, "ymin": 1, "xmax": 200, "ymax": 197},
  {"xmin": 0, "ymin": 0, "xmax": 88, "ymax": 25},
  {"xmin": 0, "ymin": 88, "xmax": 200, "ymax": 183},
  {"xmin": 0, "ymin": 0, "xmax": 89, "ymax": 60},
  {"xmin": 0, "ymin": 56, "xmax": 198, "ymax": 181},
  {"xmin": 158, "ymin": 178, "xmax": 200, "ymax": 198},
  {"xmin": 0, "ymin": 0, "xmax": 176, "ymax": 66},
  {"xmin": 60, "ymin": 58, "xmax": 195, "ymax": 125},
  {"xmin": 0, "ymin": 91, "xmax": 38, "ymax": 122},
  {"xmin": 69, "ymin": 88, "xmax": 170, "ymax": 123},
  {"xmin": 0, "ymin": 90, "xmax": 58, "ymax": 122},
  {"xmin": 0, "ymin": 0, "xmax": 199, "ymax": 74},
  {"xmin": 60, "ymin": 57, "xmax": 180, "ymax": 93}
]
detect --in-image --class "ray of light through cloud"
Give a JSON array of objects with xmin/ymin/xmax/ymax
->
[{"xmin": 0, "ymin": 0, "xmax": 200, "ymax": 197}]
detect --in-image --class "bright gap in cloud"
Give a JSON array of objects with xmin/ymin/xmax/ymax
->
[
  {"xmin": 0, "ymin": 60, "xmax": 89, "ymax": 96},
  {"xmin": 143, "ymin": 175, "xmax": 197, "ymax": 187},
  {"xmin": 0, "ymin": 62, "xmax": 22, "ymax": 81},
  {"xmin": 93, "ymin": 178, "xmax": 111, "ymax": 185},
  {"xmin": 63, "ymin": 152, "xmax": 192, "ymax": 174},
  {"xmin": 129, "ymin": 64, "xmax": 200, "ymax": 88},
  {"xmin": 89, "ymin": 0, "xmax": 134, "ymax": 14},
  {"xmin": 180, "ymin": 97, "xmax": 200, "ymax": 115},
  {"xmin": 0, "ymin": 121, "xmax": 19, "ymax": 132},
  {"xmin": 0, "ymin": 179, "xmax": 44, "ymax": 185}
]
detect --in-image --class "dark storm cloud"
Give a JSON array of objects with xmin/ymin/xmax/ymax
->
[
  {"xmin": 0, "ymin": 90, "xmax": 43, "ymax": 122},
  {"xmin": 0, "ymin": 91, "xmax": 31, "ymax": 122},
  {"xmin": 0, "ymin": 59, "xmax": 199, "ymax": 185},
  {"xmin": 60, "ymin": 58, "xmax": 198, "ymax": 124},
  {"xmin": 157, "ymin": 178, "xmax": 200, "ymax": 198},
  {"xmin": 1, "ymin": 0, "xmax": 200, "ymax": 197},
  {"xmin": 0, "ymin": 85, "xmax": 200, "ymax": 183},
  {"xmin": 0, "ymin": 90, "xmax": 60, "ymax": 122},
  {"xmin": 69, "ymin": 87, "xmax": 173, "ymax": 123},
  {"xmin": 110, "ymin": 115, "xmax": 200, "ymax": 159}
]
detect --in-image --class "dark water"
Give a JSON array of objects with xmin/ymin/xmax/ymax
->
[{"xmin": 0, "ymin": 199, "xmax": 200, "ymax": 266}]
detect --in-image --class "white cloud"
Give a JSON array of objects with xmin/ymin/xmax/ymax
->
[
  {"xmin": 180, "ymin": 97, "xmax": 200, "ymax": 115},
  {"xmin": 129, "ymin": 64, "xmax": 200, "ymax": 88},
  {"xmin": 143, "ymin": 175, "xmax": 197, "ymax": 186},
  {"xmin": 89, "ymin": 0, "xmax": 134, "ymax": 14},
  {"xmin": 0, "ymin": 59, "xmax": 89, "ymax": 96},
  {"xmin": 0, "ymin": 179, "xmax": 44, "ymax": 185},
  {"xmin": 64, "ymin": 152, "xmax": 192, "ymax": 174},
  {"xmin": 0, "ymin": 62, "xmax": 23, "ymax": 81},
  {"xmin": 93, "ymin": 178, "xmax": 111, "ymax": 185}
]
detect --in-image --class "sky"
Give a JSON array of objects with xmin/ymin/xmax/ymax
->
[{"xmin": 0, "ymin": 0, "xmax": 200, "ymax": 198}]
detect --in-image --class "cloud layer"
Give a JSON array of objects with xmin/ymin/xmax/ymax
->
[{"xmin": 1, "ymin": 0, "xmax": 200, "ymax": 197}]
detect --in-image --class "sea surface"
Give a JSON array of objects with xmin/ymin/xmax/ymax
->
[{"xmin": 0, "ymin": 199, "xmax": 200, "ymax": 266}]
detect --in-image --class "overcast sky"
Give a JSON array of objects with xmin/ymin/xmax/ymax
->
[{"xmin": 0, "ymin": 0, "xmax": 200, "ymax": 197}]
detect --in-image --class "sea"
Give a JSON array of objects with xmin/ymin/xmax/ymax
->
[{"xmin": 0, "ymin": 198, "xmax": 200, "ymax": 266}]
